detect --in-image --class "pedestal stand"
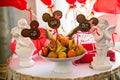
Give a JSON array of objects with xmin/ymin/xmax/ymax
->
[
  {"xmin": 54, "ymin": 61, "xmax": 73, "ymax": 73},
  {"xmin": 91, "ymin": 56, "xmax": 112, "ymax": 70}
]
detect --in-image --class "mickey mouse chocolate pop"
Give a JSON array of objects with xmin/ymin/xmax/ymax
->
[
  {"xmin": 21, "ymin": 20, "xmax": 40, "ymax": 40},
  {"xmin": 42, "ymin": 10, "xmax": 62, "ymax": 29},
  {"xmin": 67, "ymin": 14, "xmax": 99, "ymax": 38}
]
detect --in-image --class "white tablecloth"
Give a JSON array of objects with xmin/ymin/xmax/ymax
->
[{"xmin": 7, "ymin": 49, "xmax": 120, "ymax": 80}]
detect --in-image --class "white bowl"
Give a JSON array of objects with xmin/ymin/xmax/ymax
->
[
  {"xmin": 41, "ymin": 54, "xmax": 85, "ymax": 73},
  {"xmin": 41, "ymin": 54, "xmax": 85, "ymax": 62}
]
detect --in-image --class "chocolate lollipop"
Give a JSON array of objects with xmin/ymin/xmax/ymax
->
[
  {"xmin": 76, "ymin": 14, "xmax": 98, "ymax": 32},
  {"xmin": 67, "ymin": 14, "xmax": 99, "ymax": 38},
  {"xmin": 42, "ymin": 10, "xmax": 63, "ymax": 44},
  {"xmin": 21, "ymin": 20, "xmax": 40, "ymax": 40},
  {"xmin": 42, "ymin": 10, "xmax": 62, "ymax": 29}
]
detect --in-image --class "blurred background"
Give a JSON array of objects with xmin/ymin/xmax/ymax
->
[
  {"xmin": 0, "ymin": 0, "xmax": 120, "ymax": 79},
  {"xmin": 0, "ymin": 0, "xmax": 36, "ymax": 79}
]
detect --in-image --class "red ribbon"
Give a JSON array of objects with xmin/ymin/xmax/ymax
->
[
  {"xmin": 48, "ymin": 5, "xmax": 54, "ymax": 14},
  {"xmin": 49, "ymin": 28, "xmax": 58, "ymax": 45},
  {"xmin": 27, "ymin": 8, "xmax": 32, "ymax": 22},
  {"xmin": 55, "ymin": 28, "xmax": 58, "ymax": 45},
  {"xmin": 77, "ymin": 33, "xmax": 79, "ymax": 45},
  {"xmin": 65, "ymin": 4, "xmax": 76, "ymax": 19},
  {"xmin": 69, "ymin": 4, "xmax": 76, "ymax": 8},
  {"xmin": 112, "ymin": 32, "xmax": 117, "ymax": 45},
  {"xmin": 7, "ymin": 56, "xmax": 13, "ymax": 66},
  {"xmin": 32, "ymin": 28, "xmax": 47, "ymax": 55},
  {"xmin": 89, "ymin": 28, "xmax": 100, "ymax": 36}
]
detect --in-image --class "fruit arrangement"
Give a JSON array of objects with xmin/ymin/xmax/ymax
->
[{"xmin": 41, "ymin": 34, "xmax": 86, "ymax": 58}]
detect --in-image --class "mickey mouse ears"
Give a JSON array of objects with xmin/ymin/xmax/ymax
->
[
  {"xmin": 76, "ymin": 14, "xmax": 99, "ymax": 32},
  {"xmin": 30, "ymin": 20, "xmax": 39, "ymax": 28},
  {"xmin": 21, "ymin": 20, "xmax": 40, "ymax": 40},
  {"xmin": 42, "ymin": 10, "xmax": 62, "ymax": 29}
]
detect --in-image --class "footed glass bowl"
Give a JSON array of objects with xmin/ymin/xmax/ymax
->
[{"xmin": 41, "ymin": 54, "xmax": 85, "ymax": 73}]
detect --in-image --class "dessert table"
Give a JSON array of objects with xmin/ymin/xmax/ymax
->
[{"xmin": 6, "ymin": 49, "xmax": 120, "ymax": 80}]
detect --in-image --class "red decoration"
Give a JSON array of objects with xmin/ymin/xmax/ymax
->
[
  {"xmin": 93, "ymin": 0, "xmax": 120, "ymax": 14},
  {"xmin": 77, "ymin": 0, "xmax": 86, "ymax": 4},
  {"xmin": 107, "ymin": 50, "xmax": 115, "ymax": 61},
  {"xmin": 73, "ymin": 51, "xmax": 95, "ymax": 64},
  {"xmin": 27, "ymin": 8, "xmax": 33, "ymax": 22},
  {"xmin": 117, "ymin": 0, "xmax": 120, "ymax": 5},
  {"xmin": 82, "ymin": 43, "xmax": 96, "ymax": 51},
  {"xmin": 41, "ymin": 0, "xmax": 53, "ymax": 13},
  {"xmin": 112, "ymin": 32, "xmax": 117, "ymax": 45},
  {"xmin": 73, "ymin": 50, "xmax": 115, "ymax": 64},
  {"xmin": 65, "ymin": 0, "xmax": 77, "ymax": 19},
  {"xmin": 0, "ymin": 0, "xmax": 27, "ymax": 10},
  {"xmin": 10, "ymin": 38, "xmax": 16, "ymax": 54},
  {"xmin": 73, "ymin": 43, "xmax": 115, "ymax": 64},
  {"xmin": 32, "ymin": 28, "xmax": 47, "ymax": 55},
  {"xmin": 41, "ymin": 0, "xmax": 52, "ymax": 6},
  {"xmin": 66, "ymin": 0, "xmax": 76, "ymax": 4}
]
